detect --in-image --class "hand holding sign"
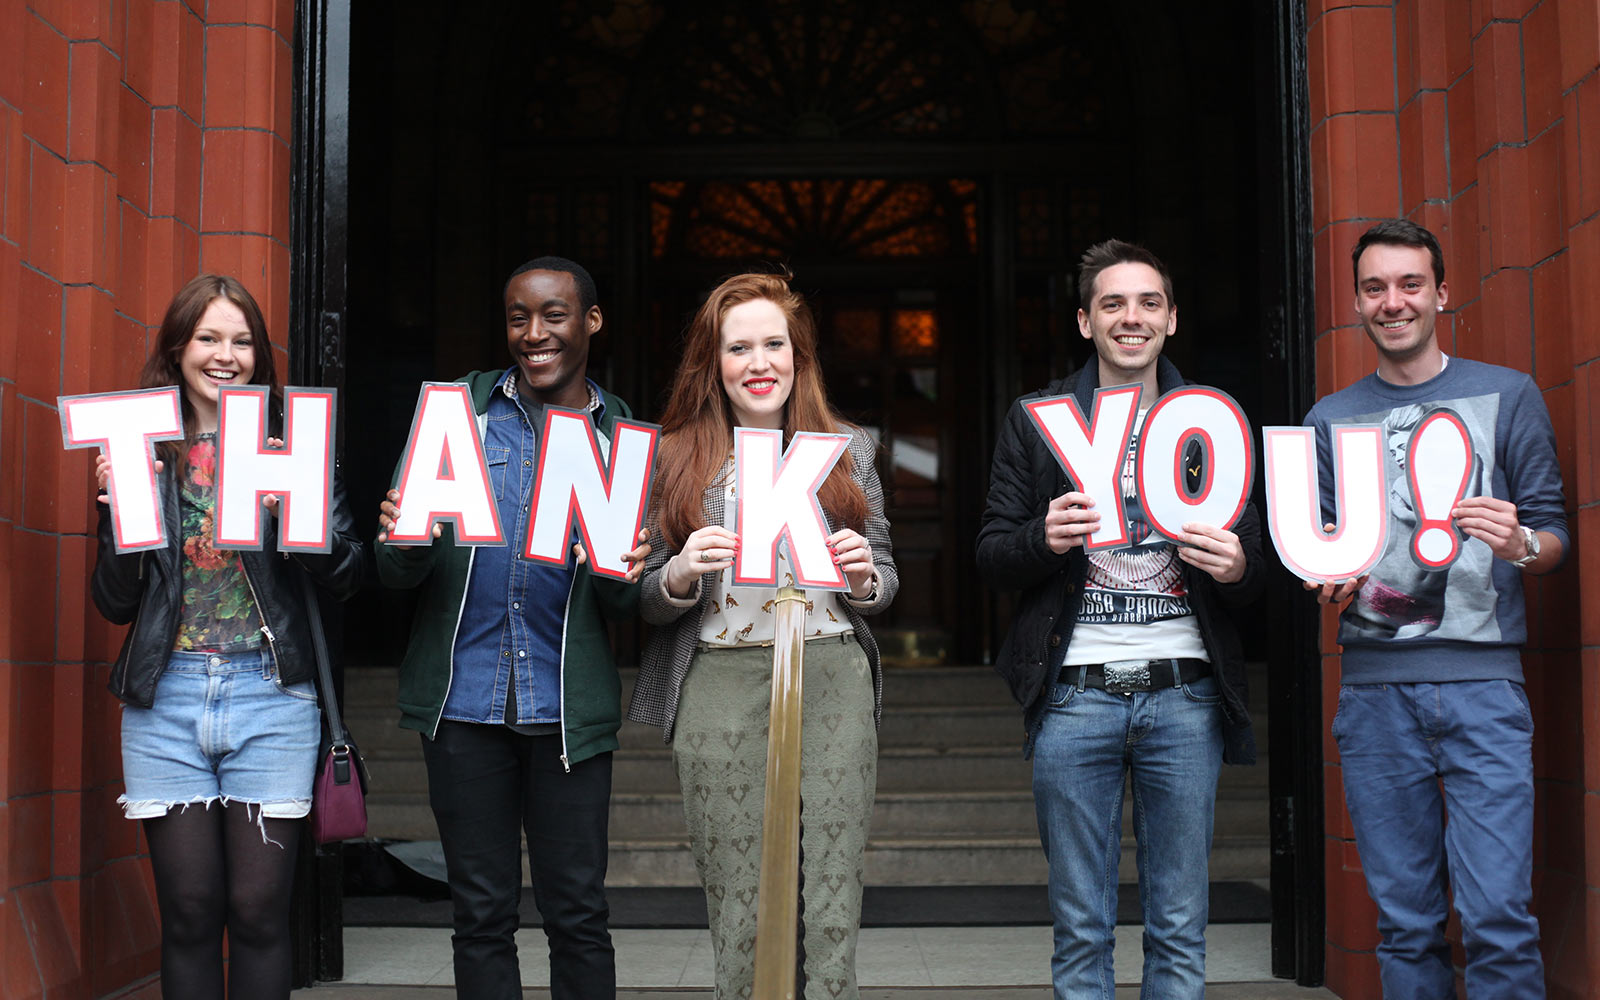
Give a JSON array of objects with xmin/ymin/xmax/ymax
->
[
  {"xmin": 666, "ymin": 525, "xmax": 741, "ymax": 598},
  {"xmin": 1449, "ymin": 495, "xmax": 1525, "ymax": 563},
  {"xmin": 827, "ymin": 527, "xmax": 877, "ymax": 599},
  {"xmin": 1174, "ymin": 522, "xmax": 1247, "ymax": 583},
  {"xmin": 1043, "ymin": 492, "xmax": 1100, "ymax": 554}
]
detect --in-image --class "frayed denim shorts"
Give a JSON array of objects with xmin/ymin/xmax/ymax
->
[{"xmin": 119, "ymin": 648, "xmax": 320, "ymax": 821}]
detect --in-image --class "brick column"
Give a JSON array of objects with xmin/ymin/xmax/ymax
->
[
  {"xmin": 0, "ymin": 2, "xmax": 294, "ymax": 996},
  {"xmin": 1306, "ymin": 1, "xmax": 1600, "ymax": 997}
]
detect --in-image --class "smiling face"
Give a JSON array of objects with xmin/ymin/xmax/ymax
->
[
  {"xmin": 178, "ymin": 297, "xmax": 255, "ymax": 431},
  {"xmin": 719, "ymin": 298, "xmax": 794, "ymax": 429},
  {"xmin": 1354, "ymin": 243, "xmax": 1448, "ymax": 373},
  {"xmin": 1078, "ymin": 261, "xmax": 1176, "ymax": 396},
  {"xmin": 504, "ymin": 268, "xmax": 601, "ymax": 409}
]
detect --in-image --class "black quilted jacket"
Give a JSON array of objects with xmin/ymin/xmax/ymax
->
[{"xmin": 975, "ymin": 358, "xmax": 1264, "ymax": 764}]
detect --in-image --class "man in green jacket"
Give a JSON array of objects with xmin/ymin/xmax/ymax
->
[{"xmin": 376, "ymin": 257, "xmax": 648, "ymax": 1000}]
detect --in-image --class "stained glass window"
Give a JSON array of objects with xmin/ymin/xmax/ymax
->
[{"xmin": 650, "ymin": 178, "xmax": 979, "ymax": 260}]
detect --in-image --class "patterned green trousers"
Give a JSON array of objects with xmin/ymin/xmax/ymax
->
[{"xmin": 672, "ymin": 633, "xmax": 877, "ymax": 1000}]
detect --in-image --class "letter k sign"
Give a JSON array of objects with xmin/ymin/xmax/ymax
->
[{"xmin": 732, "ymin": 428, "xmax": 851, "ymax": 591}]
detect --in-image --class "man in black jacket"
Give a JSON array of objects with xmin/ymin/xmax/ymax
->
[{"xmin": 976, "ymin": 239, "xmax": 1263, "ymax": 999}]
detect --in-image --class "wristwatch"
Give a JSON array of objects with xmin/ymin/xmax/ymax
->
[{"xmin": 1510, "ymin": 525, "xmax": 1540, "ymax": 568}]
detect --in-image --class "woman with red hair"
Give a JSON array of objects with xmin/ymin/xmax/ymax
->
[{"xmin": 630, "ymin": 272, "xmax": 897, "ymax": 999}]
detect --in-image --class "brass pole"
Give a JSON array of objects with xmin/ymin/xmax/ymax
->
[{"xmin": 752, "ymin": 585, "xmax": 808, "ymax": 999}]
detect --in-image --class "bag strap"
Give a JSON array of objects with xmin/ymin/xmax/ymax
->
[{"xmin": 301, "ymin": 572, "xmax": 348, "ymax": 747}]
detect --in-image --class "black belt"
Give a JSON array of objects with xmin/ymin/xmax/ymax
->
[{"xmin": 1072, "ymin": 658, "xmax": 1211, "ymax": 694}]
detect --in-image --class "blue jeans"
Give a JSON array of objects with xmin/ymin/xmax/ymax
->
[
  {"xmin": 120, "ymin": 649, "xmax": 319, "ymax": 821},
  {"xmin": 1333, "ymin": 681, "xmax": 1544, "ymax": 1000},
  {"xmin": 1032, "ymin": 672, "xmax": 1223, "ymax": 1000}
]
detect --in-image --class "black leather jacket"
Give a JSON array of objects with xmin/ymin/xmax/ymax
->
[
  {"xmin": 91, "ymin": 457, "xmax": 364, "ymax": 708},
  {"xmin": 975, "ymin": 358, "xmax": 1265, "ymax": 764}
]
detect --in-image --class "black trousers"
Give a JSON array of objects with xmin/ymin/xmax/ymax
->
[{"xmin": 421, "ymin": 722, "xmax": 615, "ymax": 1000}]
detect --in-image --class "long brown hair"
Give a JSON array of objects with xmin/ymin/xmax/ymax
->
[
  {"xmin": 141, "ymin": 274, "xmax": 280, "ymax": 470},
  {"xmin": 653, "ymin": 272, "xmax": 867, "ymax": 549}
]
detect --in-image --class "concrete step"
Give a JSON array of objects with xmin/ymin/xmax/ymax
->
[
  {"xmin": 346, "ymin": 708, "xmax": 1030, "ymax": 756},
  {"xmin": 342, "ymin": 665, "xmax": 1023, "ymax": 711},
  {"xmin": 346, "ymin": 663, "xmax": 1272, "ymax": 887},
  {"xmin": 367, "ymin": 786, "xmax": 1267, "ymax": 842},
  {"xmin": 602, "ymin": 834, "xmax": 1268, "ymax": 887},
  {"xmin": 360, "ymin": 744, "xmax": 1042, "ymax": 796}
]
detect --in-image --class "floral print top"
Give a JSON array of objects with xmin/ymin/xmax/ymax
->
[{"xmin": 173, "ymin": 434, "xmax": 264, "ymax": 652}]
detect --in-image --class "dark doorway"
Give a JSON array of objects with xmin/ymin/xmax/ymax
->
[
  {"xmin": 294, "ymin": 0, "xmax": 1322, "ymax": 986},
  {"xmin": 342, "ymin": 0, "xmax": 1279, "ymax": 668}
]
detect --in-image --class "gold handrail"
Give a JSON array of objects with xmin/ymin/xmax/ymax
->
[{"xmin": 752, "ymin": 585, "xmax": 808, "ymax": 999}]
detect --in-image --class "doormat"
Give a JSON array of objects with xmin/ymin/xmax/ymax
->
[{"xmin": 343, "ymin": 882, "xmax": 1271, "ymax": 929}]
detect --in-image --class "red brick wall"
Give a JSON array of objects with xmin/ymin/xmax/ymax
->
[
  {"xmin": 0, "ymin": 1, "xmax": 294, "ymax": 996},
  {"xmin": 1307, "ymin": 1, "xmax": 1600, "ymax": 997}
]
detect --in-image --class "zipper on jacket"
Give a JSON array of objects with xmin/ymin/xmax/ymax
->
[
  {"xmin": 556, "ymin": 569, "xmax": 579, "ymax": 773},
  {"xmin": 237, "ymin": 560, "xmax": 284, "ymax": 683},
  {"xmin": 432, "ymin": 401, "xmax": 494, "ymax": 739},
  {"xmin": 430, "ymin": 546, "xmax": 477, "ymax": 740}
]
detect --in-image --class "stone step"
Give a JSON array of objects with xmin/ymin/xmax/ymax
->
[
  {"xmin": 342, "ymin": 665, "xmax": 1023, "ymax": 711},
  {"xmin": 578, "ymin": 835, "xmax": 1266, "ymax": 888},
  {"xmin": 346, "ymin": 708, "xmax": 1033, "ymax": 755},
  {"xmin": 358, "ymin": 739, "xmax": 1266, "ymax": 801},
  {"xmin": 367, "ymin": 783, "xmax": 1267, "ymax": 839},
  {"xmin": 361, "ymin": 817, "xmax": 1269, "ymax": 889}
]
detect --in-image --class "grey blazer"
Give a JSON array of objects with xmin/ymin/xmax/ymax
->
[{"xmin": 629, "ymin": 426, "xmax": 898, "ymax": 742}]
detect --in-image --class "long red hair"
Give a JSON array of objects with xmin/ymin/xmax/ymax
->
[{"xmin": 653, "ymin": 273, "xmax": 867, "ymax": 549}]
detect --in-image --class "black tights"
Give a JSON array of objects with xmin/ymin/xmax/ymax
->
[{"xmin": 142, "ymin": 804, "xmax": 301, "ymax": 1000}]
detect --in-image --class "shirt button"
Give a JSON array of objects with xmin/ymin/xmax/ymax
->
[
  {"xmin": 1049, "ymin": 635, "xmax": 1060, "ymax": 647},
  {"xmin": 524, "ymin": 460, "xmax": 531, "ymax": 467},
  {"xmin": 513, "ymin": 602, "xmax": 521, "ymax": 610},
  {"xmin": 517, "ymin": 650, "xmax": 526, "ymax": 658},
  {"xmin": 502, "ymin": 651, "xmax": 509, "ymax": 657}
]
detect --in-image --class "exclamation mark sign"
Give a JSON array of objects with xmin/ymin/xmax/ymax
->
[{"xmin": 1405, "ymin": 408, "xmax": 1474, "ymax": 570}]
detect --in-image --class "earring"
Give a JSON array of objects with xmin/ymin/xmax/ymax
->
[{"xmin": 1436, "ymin": 305, "xmax": 1443, "ymax": 312}]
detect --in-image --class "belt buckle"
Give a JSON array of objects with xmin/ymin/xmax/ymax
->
[{"xmin": 1101, "ymin": 659, "xmax": 1153, "ymax": 695}]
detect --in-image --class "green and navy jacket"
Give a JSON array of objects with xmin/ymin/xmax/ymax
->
[{"xmin": 375, "ymin": 369, "xmax": 640, "ymax": 767}]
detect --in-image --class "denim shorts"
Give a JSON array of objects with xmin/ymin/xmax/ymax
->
[{"xmin": 119, "ymin": 649, "xmax": 320, "ymax": 820}]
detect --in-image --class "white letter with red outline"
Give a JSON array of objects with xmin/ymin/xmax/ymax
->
[
  {"xmin": 1404, "ymin": 408, "xmax": 1475, "ymax": 570},
  {"xmin": 732, "ymin": 428, "xmax": 850, "ymax": 591},
  {"xmin": 1135, "ymin": 387, "xmax": 1255, "ymax": 541},
  {"xmin": 385, "ymin": 382, "xmax": 504, "ymax": 546},
  {"xmin": 523, "ymin": 407, "xmax": 660, "ymax": 580},
  {"xmin": 1021, "ymin": 385, "xmax": 1141, "ymax": 550},
  {"xmin": 59, "ymin": 387, "xmax": 185, "ymax": 552},
  {"xmin": 214, "ymin": 386, "xmax": 336, "ymax": 552},
  {"xmin": 1263, "ymin": 425, "xmax": 1388, "ymax": 582}
]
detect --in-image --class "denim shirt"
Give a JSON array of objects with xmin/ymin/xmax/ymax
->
[{"xmin": 441, "ymin": 369, "xmax": 606, "ymax": 726}]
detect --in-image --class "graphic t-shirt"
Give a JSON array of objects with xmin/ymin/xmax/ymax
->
[
  {"xmin": 1064, "ymin": 412, "xmax": 1207, "ymax": 665},
  {"xmin": 173, "ymin": 434, "xmax": 265, "ymax": 652}
]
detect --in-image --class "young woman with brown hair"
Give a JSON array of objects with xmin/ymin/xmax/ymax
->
[
  {"xmin": 630, "ymin": 272, "xmax": 898, "ymax": 999},
  {"xmin": 90, "ymin": 275, "xmax": 363, "ymax": 999}
]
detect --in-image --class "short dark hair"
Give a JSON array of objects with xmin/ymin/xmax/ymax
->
[
  {"xmin": 1351, "ymin": 219, "xmax": 1445, "ymax": 287},
  {"xmin": 505, "ymin": 256, "xmax": 599, "ymax": 313},
  {"xmin": 1077, "ymin": 239, "xmax": 1175, "ymax": 312}
]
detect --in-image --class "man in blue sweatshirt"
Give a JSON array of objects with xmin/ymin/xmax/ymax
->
[{"xmin": 1306, "ymin": 219, "xmax": 1568, "ymax": 999}]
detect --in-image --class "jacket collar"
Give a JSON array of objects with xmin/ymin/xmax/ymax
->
[{"xmin": 1069, "ymin": 355, "xmax": 1186, "ymax": 412}]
